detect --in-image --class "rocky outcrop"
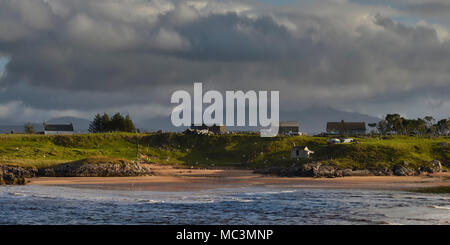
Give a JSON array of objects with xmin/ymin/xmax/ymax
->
[
  {"xmin": 392, "ymin": 165, "xmax": 417, "ymax": 176},
  {"xmin": 390, "ymin": 160, "xmax": 416, "ymax": 176},
  {"xmin": 0, "ymin": 165, "xmax": 37, "ymax": 185},
  {"xmin": 1, "ymin": 158, "xmax": 154, "ymax": 185},
  {"xmin": 38, "ymin": 159, "xmax": 154, "ymax": 177},
  {"xmin": 254, "ymin": 162, "xmax": 346, "ymax": 178},
  {"xmin": 298, "ymin": 163, "xmax": 344, "ymax": 178},
  {"xmin": 418, "ymin": 160, "xmax": 444, "ymax": 174},
  {"xmin": 372, "ymin": 167, "xmax": 394, "ymax": 176},
  {"xmin": 254, "ymin": 160, "xmax": 447, "ymax": 178},
  {"xmin": 431, "ymin": 160, "xmax": 443, "ymax": 172}
]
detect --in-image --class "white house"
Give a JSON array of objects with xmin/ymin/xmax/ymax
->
[
  {"xmin": 326, "ymin": 120, "xmax": 366, "ymax": 135},
  {"xmin": 291, "ymin": 145, "xmax": 314, "ymax": 159},
  {"xmin": 43, "ymin": 122, "xmax": 74, "ymax": 135}
]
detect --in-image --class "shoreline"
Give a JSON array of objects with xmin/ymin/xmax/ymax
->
[{"xmin": 27, "ymin": 165, "xmax": 450, "ymax": 192}]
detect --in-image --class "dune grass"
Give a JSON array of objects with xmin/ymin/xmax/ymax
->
[{"xmin": 0, "ymin": 133, "xmax": 448, "ymax": 170}]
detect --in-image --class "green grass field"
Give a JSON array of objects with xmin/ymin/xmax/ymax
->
[{"xmin": 0, "ymin": 133, "xmax": 448, "ymax": 170}]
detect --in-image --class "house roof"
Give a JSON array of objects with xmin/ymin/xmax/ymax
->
[
  {"xmin": 43, "ymin": 123, "xmax": 74, "ymax": 132},
  {"xmin": 191, "ymin": 123, "xmax": 225, "ymax": 128},
  {"xmin": 326, "ymin": 121, "xmax": 366, "ymax": 131},
  {"xmin": 292, "ymin": 145, "xmax": 307, "ymax": 149},
  {"xmin": 278, "ymin": 121, "xmax": 299, "ymax": 127},
  {"xmin": 292, "ymin": 145, "xmax": 314, "ymax": 153}
]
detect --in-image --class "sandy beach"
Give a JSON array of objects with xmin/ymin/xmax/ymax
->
[{"xmin": 28, "ymin": 164, "xmax": 450, "ymax": 192}]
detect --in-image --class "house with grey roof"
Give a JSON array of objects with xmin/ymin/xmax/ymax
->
[
  {"xmin": 277, "ymin": 121, "xmax": 300, "ymax": 135},
  {"xmin": 326, "ymin": 120, "xmax": 366, "ymax": 135},
  {"xmin": 43, "ymin": 122, "xmax": 74, "ymax": 135}
]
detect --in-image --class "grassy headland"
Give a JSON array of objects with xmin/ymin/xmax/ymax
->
[{"xmin": 0, "ymin": 133, "xmax": 448, "ymax": 171}]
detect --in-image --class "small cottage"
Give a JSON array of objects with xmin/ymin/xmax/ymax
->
[
  {"xmin": 277, "ymin": 121, "xmax": 300, "ymax": 135},
  {"xmin": 326, "ymin": 120, "xmax": 366, "ymax": 135},
  {"xmin": 291, "ymin": 145, "xmax": 314, "ymax": 159},
  {"xmin": 43, "ymin": 122, "xmax": 74, "ymax": 135}
]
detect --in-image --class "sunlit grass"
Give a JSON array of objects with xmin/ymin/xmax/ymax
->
[{"xmin": 0, "ymin": 133, "xmax": 448, "ymax": 170}]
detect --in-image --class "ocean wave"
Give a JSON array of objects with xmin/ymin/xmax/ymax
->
[
  {"xmin": 280, "ymin": 190, "xmax": 296, "ymax": 193},
  {"xmin": 29, "ymin": 194, "xmax": 59, "ymax": 199},
  {"xmin": 430, "ymin": 205, "xmax": 450, "ymax": 210},
  {"xmin": 231, "ymin": 198, "xmax": 253, "ymax": 203},
  {"xmin": 9, "ymin": 192, "xmax": 27, "ymax": 197},
  {"xmin": 145, "ymin": 199, "xmax": 165, "ymax": 204}
]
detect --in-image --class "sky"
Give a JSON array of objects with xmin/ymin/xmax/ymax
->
[{"xmin": 0, "ymin": 0, "xmax": 449, "ymax": 125}]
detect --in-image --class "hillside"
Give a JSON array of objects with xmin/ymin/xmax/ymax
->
[{"xmin": 0, "ymin": 134, "xmax": 448, "ymax": 171}]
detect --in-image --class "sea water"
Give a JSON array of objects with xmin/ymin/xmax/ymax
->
[{"xmin": 0, "ymin": 185, "xmax": 449, "ymax": 225}]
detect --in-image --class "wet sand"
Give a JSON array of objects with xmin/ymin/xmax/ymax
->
[{"xmin": 28, "ymin": 164, "xmax": 450, "ymax": 192}]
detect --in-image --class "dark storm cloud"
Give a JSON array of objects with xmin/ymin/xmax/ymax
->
[
  {"xmin": 0, "ymin": 0, "xmax": 449, "ymax": 122},
  {"xmin": 177, "ymin": 13, "xmax": 305, "ymax": 61},
  {"xmin": 0, "ymin": 4, "xmax": 311, "ymax": 90}
]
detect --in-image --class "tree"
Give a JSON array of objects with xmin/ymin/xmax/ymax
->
[
  {"xmin": 435, "ymin": 119, "xmax": 449, "ymax": 136},
  {"xmin": 88, "ymin": 113, "xmax": 136, "ymax": 133},
  {"xmin": 376, "ymin": 120, "xmax": 389, "ymax": 136},
  {"xmin": 88, "ymin": 114, "xmax": 103, "ymax": 133},
  {"xmin": 400, "ymin": 118, "xmax": 426, "ymax": 136},
  {"xmin": 385, "ymin": 114, "xmax": 404, "ymax": 135},
  {"xmin": 124, "ymin": 114, "xmax": 136, "ymax": 132},
  {"xmin": 24, "ymin": 122, "xmax": 35, "ymax": 134},
  {"xmin": 423, "ymin": 116, "xmax": 436, "ymax": 135},
  {"xmin": 423, "ymin": 116, "xmax": 435, "ymax": 128},
  {"xmin": 110, "ymin": 113, "xmax": 123, "ymax": 132},
  {"xmin": 402, "ymin": 119, "xmax": 414, "ymax": 135},
  {"xmin": 101, "ymin": 113, "xmax": 111, "ymax": 132},
  {"xmin": 415, "ymin": 118, "xmax": 427, "ymax": 135},
  {"xmin": 375, "ymin": 114, "xmax": 448, "ymax": 136}
]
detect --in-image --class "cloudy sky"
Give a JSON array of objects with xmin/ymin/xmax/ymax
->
[{"xmin": 0, "ymin": 0, "xmax": 449, "ymax": 125}]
